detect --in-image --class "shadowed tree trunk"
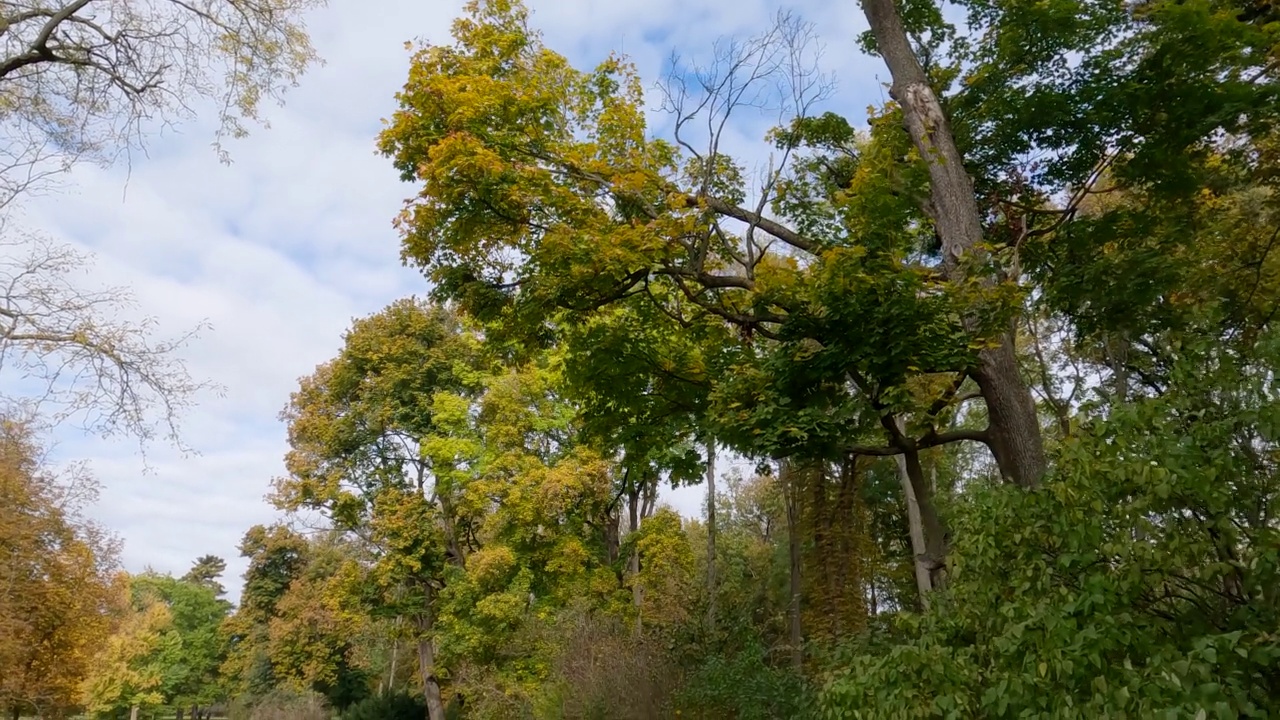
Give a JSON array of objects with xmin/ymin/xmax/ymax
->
[
  {"xmin": 895, "ymin": 450, "xmax": 934, "ymax": 606},
  {"xmin": 781, "ymin": 460, "xmax": 803, "ymax": 670},
  {"xmin": 887, "ymin": 417, "xmax": 949, "ymax": 606},
  {"xmin": 705, "ymin": 440, "xmax": 718, "ymax": 633}
]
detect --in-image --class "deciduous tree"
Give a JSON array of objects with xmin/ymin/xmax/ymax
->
[{"xmin": 0, "ymin": 418, "xmax": 121, "ymax": 720}]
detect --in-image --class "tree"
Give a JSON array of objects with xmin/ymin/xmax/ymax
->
[
  {"xmin": 80, "ymin": 586, "xmax": 173, "ymax": 720},
  {"xmin": 129, "ymin": 572, "xmax": 233, "ymax": 716},
  {"xmin": 274, "ymin": 300, "xmax": 480, "ymax": 720},
  {"xmin": 183, "ymin": 555, "xmax": 229, "ymax": 597},
  {"xmin": 1, "ymin": 0, "xmax": 329, "ymax": 451},
  {"xmin": 374, "ymin": 1, "xmax": 1040, "ymax": 603},
  {"xmin": 0, "ymin": 418, "xmax": 121, "ymax": 720},
  {"xmin": 0, "ymin": 0, "xmax": 326, "ymax": 210},
  {"xmin": 379, "ymin": 0, "xmax": 1033, "ymax": 483},
  {"xmin": 221, "ymin": 525, "xmax": 310, "ymax": 701}
]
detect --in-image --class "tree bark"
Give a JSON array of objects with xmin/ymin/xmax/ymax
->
[
  {"xmin": 130, "ymin": 706, "xmax": 140, "ymax": 720},
  {"xmin": 415, "ymin": 613, "xmax": 447, "ymax": 720},
  {"xmin": 781, "ymin": 460, "xmax": 803, "ymax": 670},
  {"xmin": 387, "ymin": 633, "xmax": 399, "ymax": 695},
  {"xmin": 859, "ymin": 0, "xmax": 1047, "ymax": 488},
  {"xmin": 895, "ymin": 450, "xmax": 933, "ymax": 606},
  {"xmin": 893, "ymin": 444, "xmax": 949, "ymax": 607},
  {"xmin": 605, "ymin": 505, "xmax": 620, "ymax": 565},
  {"xmin": 973, "ymin": 341, "xmax": 1047, "ymax": 488},
  {"xmin": 627, "ymin": 479, "xmax": 644, "ymax": 632},
  {"xmin": 705, "ymin": 440, "xmax": 718, "ymax": 633}
]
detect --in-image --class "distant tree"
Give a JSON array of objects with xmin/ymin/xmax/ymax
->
[
  {"xmin": 133, "ymin": 573, "xmax": 233, "ymax": 715},
  {"xmin": 79, "ymin": 586, "xmax": 173, "ymax": 720},
  {"xmin": 183, "ymin": 555, "xmax": 229, "ymax": 597},
  {"xmin": 221, "ymin": 526, "xmax": 373, "ymax": 711},
  {"xmin": 221, "ymin": 525, "xmax": 310, "ymax": 700}
]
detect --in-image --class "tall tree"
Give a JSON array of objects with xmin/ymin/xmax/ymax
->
[
  {"xmin": 80, "ymin": 586, "xmax": 173, "ymax": 720},
  {"xmin": 0, "ymin": 418, "xmax": 121, "ymax": 720},
  {"xmin": 274, "ymin": 300, "xmax": 480, "ymax": 720},
  {"xmin": 128, "ymin": 572, "xmax": 233, "ymax": 716},
  {"xmin": 221, "ymin": 524, "xmax": 310, "ymax": 700}
]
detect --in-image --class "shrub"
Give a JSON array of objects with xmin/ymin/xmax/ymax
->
[
  {"xmin": 815, "ymin": 374, "xmax": 1280, "ymax": 718},
  {"xmin": 675, "ymin": 639, "xmax": 808, "ymax": 720},
  {"xmin": 228, "ymin": 689, "xmax": 330, "ymax": 720},
  {"xmin": 341, "ymin": 692, "xmax": 427, "ymax": 720}
]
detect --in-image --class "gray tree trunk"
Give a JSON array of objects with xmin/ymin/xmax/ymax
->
[
  {"xmin": 415, "ymin": 614, "xmax": 447, "ymax": 720},
  {"xmin": 859, "ymin": 0, "xmax": 1047, "ymax": 489},
  {"xmin": 894, "ymin": 451, "xmax": 933, "ymax": 605}
]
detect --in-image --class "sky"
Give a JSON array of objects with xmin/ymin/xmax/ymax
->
[{"xmin": 16, "ymin": 0, "xmax": 887, "ymax": 602}]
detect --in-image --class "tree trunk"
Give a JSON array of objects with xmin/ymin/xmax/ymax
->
[
  {"xmin": 896, "ymin": 450, "xmax": 933, "ymax": 606},
  {"xmin": 640, "ymin": 471, "xmax": 658, "ymax": 520},
  {"xmin": 130, "ymin": 706, "xmax": 140, "ymax": 720},
  {"xmin": 388, "ymin": 634, "xmax": 399, "ymax": 695},
  {"xmin": 705, "ymin": 440, "xmax": 718, "ymax": 633},
  {"xmin": 627, "ymin": 479, "xmax": 644, "ymax": 632},
  {"xmin": 973, "ymin": 342, "xmax": 1048, "ymax": 488},
  {"xmin": 781, "ymin": 460, "xmax": 803, "ymax": 670},
  {"xmin": 859, "ymin": 0, "xmax": 1047, "ymax": 489},
  {"xmin": 415, "ymin": 614, "xmax": 447, "ymax": 720},
  {"xmin": 605, "ymin": 506, "xmax": 620, "ymax": 565}
]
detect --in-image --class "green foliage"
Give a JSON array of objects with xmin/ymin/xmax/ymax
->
[
  {"xmin": 817, "ymin": 339, "xmax": 1280, "ymax": 718},
  {"xmin": 222, "ymin": 526, "xmax": 375, "ymax": 711},
  {"xmin": 676, "ymin": 640, "xmax": 809, "ymax": 720},
  {"xmin": 341, "ymin": 692, "xmax": 427, "ymax": 720},
  {"xmin": 130, "ymin": 572, "xmax": 232, "ymax": 709},
  {"xmin": 40, "ymin": 2, "xmax": 1280, "ymax": 719}
]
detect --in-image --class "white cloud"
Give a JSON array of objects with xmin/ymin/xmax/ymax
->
[{"xmin": 14, "ymin": 0, "xmax": 885, "ymax": 602}]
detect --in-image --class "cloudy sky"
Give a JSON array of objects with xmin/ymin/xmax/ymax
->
[{"xmin": 19, "ymin": 0, "xmax": 887, "ymax": 601}]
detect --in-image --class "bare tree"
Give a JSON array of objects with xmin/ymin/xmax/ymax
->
[
  {"xmin": 0, "ymin": 0, "xmax": 326, "ymax": 209},
  {"xmin": 0, "ymin": 226, "xmax": 211, "ymax": 449},
  {"xmin": 0, "ymin": 0, "xmax": 325, "ymax": 447}
]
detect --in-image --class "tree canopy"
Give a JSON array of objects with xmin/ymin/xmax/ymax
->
[{"xmin": 7, "ymin": 0, "xmax": 1280, "ymax": 717}]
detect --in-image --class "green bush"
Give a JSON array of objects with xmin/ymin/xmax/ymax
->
[
  {"xmin": 341, "ymin": 692, "xmax": 427, "ymax": 720},
  {"xmin": 675, "ymin": 639, "xmax": 808, "ymax": 720},
  {"xmin": 815, "ymin": 358, "xmax": 1280, "ymax": 718}
]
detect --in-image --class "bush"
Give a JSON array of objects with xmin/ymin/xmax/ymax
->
[
  {"xmin": 341, "ymin": 692, "xmax": 427, "ymax": 720},
  {"xmin": 815, "ymin": 375, "xmax": 1280, "ymax": 718},
  {"xmin": 537, "ymin": 612, "xmax": 677, "ymax": 720},
  {"xmin": 675, "ymin": 640, "xmax": 808, "ymax": 720},
  {"xmin": 228, "ymin": 689, "xmax": 331, "ymax": 720}
]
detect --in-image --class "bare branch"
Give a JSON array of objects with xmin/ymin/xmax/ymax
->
[
  {"xmin": 0, "ymin": 228, "xmax": 216, "ymax": 452},
  {"xmin": 0, "ymin": 0, "xmax": 326, "ymax": 208}
]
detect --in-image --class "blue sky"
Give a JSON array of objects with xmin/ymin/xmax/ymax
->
[{"xmin": 19, "ymin": 0, "xmax": 888, "ymax": 602}]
